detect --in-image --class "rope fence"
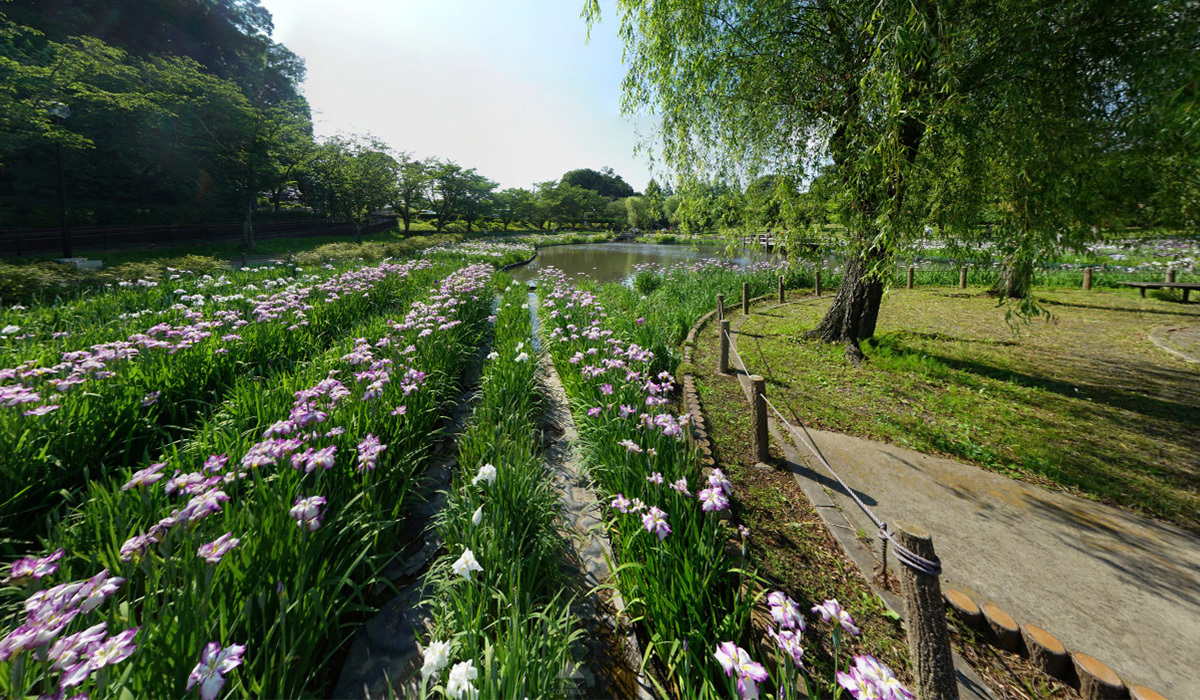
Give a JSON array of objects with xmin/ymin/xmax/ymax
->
[
  {"xmin": 717, "ymin": 308, "xmax": 961, "ymax": 698},
  {"xmin": 721, "ymin": 326, "xmax": 942, "ymax": 579}
]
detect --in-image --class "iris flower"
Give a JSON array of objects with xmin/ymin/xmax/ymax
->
[
  {"xmin": 451, "ymin": 548, "xmax": 483, "ymax": 581},
  {"xmin": 812, "ymin": 599, "xmax": 861, "ymax": 636},
  {"xmin": 197, "ymin": 533, "xmax": 241, "ymax": 565},
  {"xmin": 421, "ymin": 639, "xmax": 451, "ymax": 679},
  {"xmin": 714, "ymin": 641, "xmax": 769, "ymax": 699},
  {"xmin": 186, "ymin": 642, "xmax": 246, "ymax": 700},
  {"xmin": 767, "ymin": 592, "xmax": 805, "ymax": 631},
  {"xmin": 641, "ymin": 507, "xmax": 671, "ymax": 541}
]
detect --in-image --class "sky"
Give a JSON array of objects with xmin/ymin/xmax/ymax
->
[{"xmin": 258, "ymin": 0, "xmax": 658, "ymax": 193}]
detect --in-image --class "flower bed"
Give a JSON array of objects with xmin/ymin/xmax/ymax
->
[
  {"xmin": 0, "ymin": 264, "xmax": 496, "ymax": 699},
  {"xmin": 538, "ymin": 266, "xmax": 913, "ymax": 699},
  {"xmin": 0, "ymin": 259, "xmax": 444, "ymax": 542},
  {"xmin": 418, "ymin": 280, "xmax": 577, "ymax": 699}
]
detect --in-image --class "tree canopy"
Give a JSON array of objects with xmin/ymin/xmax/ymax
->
[
  {"xmin": 0, "ymin": 0, "xmax": 310, "ymax": 230},
  {"xmin": 587, "ymin": 0, "xmax": 1194, "ymax": 359},
  {"xmin": 561, "ymin": 166, "xmax": 635, "ymax": 200}
]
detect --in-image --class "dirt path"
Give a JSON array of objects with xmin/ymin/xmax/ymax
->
[{"xmin": 728, "ymin": 308, "xmax": 1200, "ymax": 699}]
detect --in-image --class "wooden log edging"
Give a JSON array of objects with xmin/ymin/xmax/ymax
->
[{"xmin": 943, "ymin": 588, "xmax": 1165, "ymax": 699}]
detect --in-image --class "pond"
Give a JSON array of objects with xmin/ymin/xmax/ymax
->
[{"xmin": 508, "ymin": 241, "xmax": 781, "ymax": 286}]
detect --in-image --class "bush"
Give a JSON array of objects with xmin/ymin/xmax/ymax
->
[
  {"xmin": 0, "ymin": 255, "xmax": 232, "ymax": 304},
  {"xmin": 633, "ymin": 270, "xmax": 662, "ymax": 296}
]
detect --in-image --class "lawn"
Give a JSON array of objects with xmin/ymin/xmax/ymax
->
[{"xmin": 728, "ymin": 287, "xmax": 1200, "ymax": 531}]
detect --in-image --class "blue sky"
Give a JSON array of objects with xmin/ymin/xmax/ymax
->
[{"xmin": 258, "ymin": 0, "xmax": 657, "ymax": 192}]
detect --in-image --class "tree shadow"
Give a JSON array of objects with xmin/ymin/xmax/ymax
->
[
  {"xmin": 1037, "ymin": 298, "xmax": 1200, "ymax": 317},
  {"xmin": 1020, "ymin": 491, "xmax": 1200, "ymax": 608},
  {"xmin": 889, "ymin": 330, "xmax": 1019, "ymax": 347},
  {"xmin": 903, "ymin": 347, "xmax": 1200, "ymax": 434}
]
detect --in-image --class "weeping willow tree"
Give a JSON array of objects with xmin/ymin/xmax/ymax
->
[{"xmin": 586, "ymin": 0, "xmax": 1188, "ymax": 360}]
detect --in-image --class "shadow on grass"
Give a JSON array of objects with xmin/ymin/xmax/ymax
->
[
  {"xmin": 1037, "ymin": 298, "xmax": 1200, "ymax": 317},
  {"xmin": 888, "ymin": 342, "xmax": 1200, "ymax": 434}
]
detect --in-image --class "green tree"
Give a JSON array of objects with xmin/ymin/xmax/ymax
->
[
  {"xmin": 427, "ymin": 158, "xmax": 466, "ymax": 233},
  {"xmin": 644, "ymin": 178, "xmax": 666, "ymax": 227},
  {"xmin": 393, "ymin": 154, "xmax": 428, "ymax": 234},
  {"xmin": 586, "ymin": 0, "xmax": 1186, "ymax": 360},
  {"xmin": 561, "ymin": 166, "xmax": 635, "ymax": 199},
  {"xmin": 312, "ymin": 135, "xmax": 397, "ymax": 243},
  {"xmin": 493, "ymin": 187, "xmax": 536, "ymax": 231},
  {"xmin": 458, "ymin": 169, "xmax": 498, "ymax": 233},
  {"xmin": 624, "ymin": 195, "xmax": 650, "ymax": 229}
]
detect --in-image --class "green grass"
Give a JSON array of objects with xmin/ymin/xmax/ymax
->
[{"xmin": 731, "ymin": 287, "xmax": 1200, "ymax": 531}]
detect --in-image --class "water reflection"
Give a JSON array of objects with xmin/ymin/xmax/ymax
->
[{"xmin": 508, "ymin": 242, "xmax": 780, "ymax": 286}]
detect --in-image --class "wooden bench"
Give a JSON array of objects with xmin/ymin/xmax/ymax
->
[{"xmin": 1120, "ymin": 281, "xmax": 1200, "ymax": 302}]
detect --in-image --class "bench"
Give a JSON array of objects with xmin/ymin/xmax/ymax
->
[{"xmin": 1120, "ymin": 281, "xmax": 1200, "ymax": 302}]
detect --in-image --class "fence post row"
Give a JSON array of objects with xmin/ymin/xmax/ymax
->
[
  {"xmin": 717, "ymin": 294, "xmax": 725, "ymax": 322},
  {"xmin": 959, "ymin": 266, "xmax": 968, "ymax": 290},
  {"xmin": 742, "ymin": 282, "xmax": 750, "ymax": 315},
  {"xmin": 1083, "ymin": 267, "xmax": 1093, "ymax": 291},
  {"xmin": 779, "ymin": 275, "xmax": 785, "ymax": 303},
  {"xmin": 907, "ymin": 266, "xmax": 915, "ymax": 290},
  {"xmin": 815, "ymin": 267, "xmax": 822, "ymax": 296},
  {"xmin": 1167, "ymin": 268, "xmax": 1177, "ymax": 284}
]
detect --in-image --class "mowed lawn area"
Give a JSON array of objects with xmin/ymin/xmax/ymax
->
[{"xmin": 732, "ymin": 288, "xmax": 1200, "ymax": 532}]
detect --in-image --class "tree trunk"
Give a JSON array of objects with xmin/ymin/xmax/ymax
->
[
  {"xmin": 242, "ymin": 202, "xmax": 256, "ymax": 252},
  {"xmin": 402, "ymin": 211, "xmax": 411, "ymax": 233},
  {"xmin": 466, "ymin": 216, "xmax": 473, "ymax": 234},
  {"xmin": 993, "ymin": 256, "xmax": 1034, "ymax": 299},
  {"xmin": 353, "ymin": 220, "xmax": 362, "ymax": 244},
  {"xmin": 806, "ymin": 246, "xmax": 886, "ymax": 363}
]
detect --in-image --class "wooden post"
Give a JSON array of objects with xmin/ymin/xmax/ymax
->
[
  {"xmin": 717, "ymin": 294, "xmax": 725, "ymax": 321},
  {"xmin": 778, "ymin": 275, "xmax": 785, "ymax": 303},
  {"xmin": 719, "ymin": 320, "xmax": 730, "ymax": 375},
  {"xmin": 959, "ymin": 266, "xmax": 968, "ymax": 290},
  {"xmin": 1083, "ymin": 267, "xmax": 1093, "ymax": 291},
  {"xmin": 897, "ymin": 522, "xmax": 958, "ymax": 700},
  {"xmin": 750, "ymin": 375, "xmax": 768, "ymax": 463},
  {"xmin": 1167, "ymin": 268, "xmax": 1177, "ymax": 284},
  {"xmin": 907, "ymin": 266, "xmax": 916, "ymax": 290},
  {"xmin": 815, "ymin": 267, "xmax": 822, "ymax": 296},
  {"xmin": 742, "ymin": 282, "xmax": 750, "ymax": 315},
  {"xmin": 240, "ymin": 252, "xmax": 247, "ymax": 269}
]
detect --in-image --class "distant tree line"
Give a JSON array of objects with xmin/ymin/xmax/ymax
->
[{"xmin": 0, "ymin": 1, "xmax": 674, "ymax": 250}]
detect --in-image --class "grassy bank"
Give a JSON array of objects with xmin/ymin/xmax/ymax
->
[{"xmin": 732, "ymin": 287, "xmax": 1200, "ymax": 531}]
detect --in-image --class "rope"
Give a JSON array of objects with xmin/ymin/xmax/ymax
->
[{"xmin": 721, "ymin": 327, "xmax": 942, "ymax": 577}]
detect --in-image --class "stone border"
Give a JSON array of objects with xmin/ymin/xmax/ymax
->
[
  {"xmin": 690, "ymin": 297, "xmax": 1173, "ymax": 700},
  {"xmin": 498, "ymin": 250, "xmax": 537, "ymax": 271}
]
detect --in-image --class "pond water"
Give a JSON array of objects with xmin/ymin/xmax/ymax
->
[{"xmin": 508, "ymin": 242, "xmax": 781, "ymax": 286}]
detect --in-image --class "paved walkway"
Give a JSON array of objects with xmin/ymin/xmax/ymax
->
[
  {"xmin": 1150, "ymin": 325, "xmax": 1200, "ymax": 364},
  {"xmin": 728, "ymin": 311, "xmax": 1200, "ymax": 699}
]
